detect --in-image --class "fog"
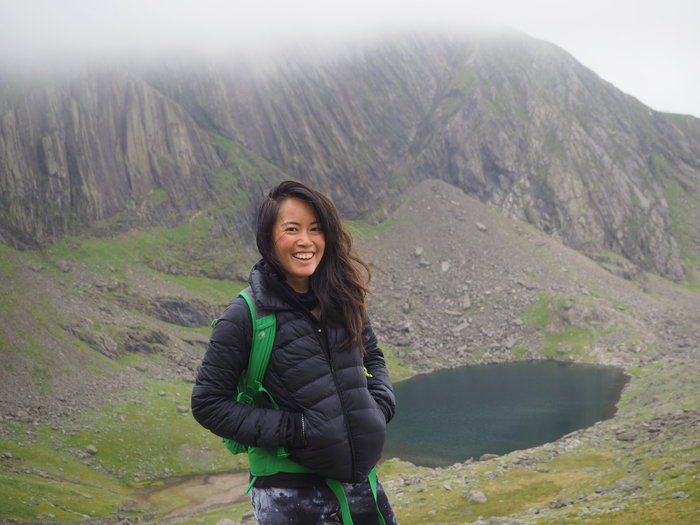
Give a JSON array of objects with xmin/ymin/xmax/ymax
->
[{"xmin": 1, "ymin": 0, "xmax": 698, "ymax": 117}]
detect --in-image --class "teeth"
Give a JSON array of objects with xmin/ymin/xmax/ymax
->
[{"xmin": 294, "ymin": 253, "xmax": 313, "ymax": 260}]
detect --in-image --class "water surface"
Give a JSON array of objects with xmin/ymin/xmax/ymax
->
[{"xmin": 382, "ymin": 360, "xmax": 628, "ymax": 467}]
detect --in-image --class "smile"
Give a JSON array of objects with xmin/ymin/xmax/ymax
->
[{"xmin": 293, "ymin": 253, "xmax": 314, "ymax": 260}]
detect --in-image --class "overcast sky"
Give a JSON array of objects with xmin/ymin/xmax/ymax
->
[{"xmin": 1, "ymin": 0, "xmax": 698, "ymax": 118}]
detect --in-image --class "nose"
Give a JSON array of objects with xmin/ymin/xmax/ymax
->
[{"xmin": 297, "ymin": 228, "xmax": 312, "ymax": 246}]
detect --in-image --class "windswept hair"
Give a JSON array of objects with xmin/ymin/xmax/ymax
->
[{"xmin": 256, "ymin": 180, "xmax": 372, "ymax": 354}]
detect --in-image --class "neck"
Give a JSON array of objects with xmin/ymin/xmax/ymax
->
[{"xmin": 285, "ymin": 276, "xmax": 309, "ymax": 293}]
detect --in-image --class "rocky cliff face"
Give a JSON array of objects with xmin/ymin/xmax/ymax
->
[
  {"xmin": 0, "ymin": 66, "xmax": 223, "ymax": 247},
  {"xmin": 2, "ymin": 31, "xmax": 699, "ymax": 280}
]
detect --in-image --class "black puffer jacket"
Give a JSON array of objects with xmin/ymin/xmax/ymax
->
[{"xmin": 191, "ymin": 260, "xmax": 395, "ymax": 483}]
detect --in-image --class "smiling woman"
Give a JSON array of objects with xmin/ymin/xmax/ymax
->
[
  {"xmin": 272, "ymin": 198, "xmax": 326, "ymax": 294},
  {"xmin": 192, "ymin": 180, "xmax": 398, "ymax": 524}
]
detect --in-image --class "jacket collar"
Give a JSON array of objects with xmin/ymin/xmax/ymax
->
[{"xmin": 249, "ymin": 259, "xmax": 295, "ymax": 311}]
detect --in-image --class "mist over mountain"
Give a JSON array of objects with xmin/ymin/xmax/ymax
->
[
  {"xmin": 3, "ymin": 28, "xmax": 700, "ymax": 523},
  {"xmin": 1, "ymin": 30, "xmax": 699, "ymax": 281}
]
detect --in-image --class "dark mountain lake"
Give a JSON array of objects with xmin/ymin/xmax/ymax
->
[{"xmin": 382, "ymin": 360, "xmax": 629, "ymax": 467}]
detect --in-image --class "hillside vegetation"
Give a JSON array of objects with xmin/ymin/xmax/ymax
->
[{"xmin": 1, "ymin": 179, "xmax": 699, "ymax": 524}]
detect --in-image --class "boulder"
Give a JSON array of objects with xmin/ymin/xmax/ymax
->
[{"xmin": 465, "ymin": 490, "xmax": 488, "ymax": 504}]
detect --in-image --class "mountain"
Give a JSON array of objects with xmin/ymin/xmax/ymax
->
[{"xmin": 1, "ymin": 30, "xmax": 700, "ymax": 282}]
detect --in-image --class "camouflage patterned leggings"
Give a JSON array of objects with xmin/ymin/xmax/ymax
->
[{"xmin": 250, "ymin": 477, "xmax": 398, "ymax": 524}]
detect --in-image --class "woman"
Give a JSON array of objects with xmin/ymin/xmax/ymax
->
[{"xmin": 191, "ymin": 180, "xmax": 397, "ymax": 524}]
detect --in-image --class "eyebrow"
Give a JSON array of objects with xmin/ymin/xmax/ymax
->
[{"xmin": 280, "ymin": 220, "xmax": 320, "ymax": 227}]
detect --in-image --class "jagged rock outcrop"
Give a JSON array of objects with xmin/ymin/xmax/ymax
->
[{"xmin": 2, "ymin": 31, "xmax": 700, "ymax": 280}]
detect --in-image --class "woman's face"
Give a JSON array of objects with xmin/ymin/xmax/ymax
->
[{"xmin": 273, "ymin": 197, "xmax": 326, "ymax": 293}]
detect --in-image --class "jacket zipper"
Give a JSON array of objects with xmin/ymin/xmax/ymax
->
[{"xmin": 307, "ymin": 312, "xmax": 357, "ymax": 481}]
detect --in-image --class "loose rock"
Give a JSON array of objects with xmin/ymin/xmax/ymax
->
[
  {"xmin": 215, "ymin": 520, "xmax": 238, "ymax": 525},
  {"xmin": 462, "ymin": 294, "xmax": 471, "ymax": 310},
  {"xmin": 466, "ymin": 490, "xmax": 488, "ymax": 504}
]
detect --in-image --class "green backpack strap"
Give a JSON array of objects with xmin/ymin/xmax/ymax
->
[
  {"xmin": 325, "ymin": 466, "xmax": 386, "ymax": 525},
  {"xmin": 237, "ymin": 288, "xmax": 276, "ymax": 406},
  {"xmin": 222, "ymin": 288, "xmax": 277, "ymax": 456}
]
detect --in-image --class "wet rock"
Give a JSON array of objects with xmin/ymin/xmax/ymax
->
[
  {"xmin": 120, "ymin": 327, "xmax": 169, "ymax": 354},
  {"xmin": 67, "ymin": 327, "xmax": 122, "ymax": 360},
  {"xmin": 153, "ymin": 300, "xmax": 216, "ymax": 328}
]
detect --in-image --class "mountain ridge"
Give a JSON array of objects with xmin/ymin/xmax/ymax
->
[{"xmin": 1, "ymin": 31, "xmax": 699, "ymax": 282}]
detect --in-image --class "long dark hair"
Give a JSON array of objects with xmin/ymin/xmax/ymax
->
[{"xmin": 256, "ymin": 180, "xmax": 372, "ymax": 354}]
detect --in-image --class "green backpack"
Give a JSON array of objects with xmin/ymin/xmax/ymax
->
[{"xmin": 216, "ymin": 287, "xmax": 386, "ymax": 525}]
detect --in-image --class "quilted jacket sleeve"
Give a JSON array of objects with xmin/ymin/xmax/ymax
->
[
  {"xmin": 362, "ymin": 321, "xmax": 396, "ymax": 424},
  {"xmin": 191, "ymin": 297, "xmax": 295, "ymax": 451}
]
